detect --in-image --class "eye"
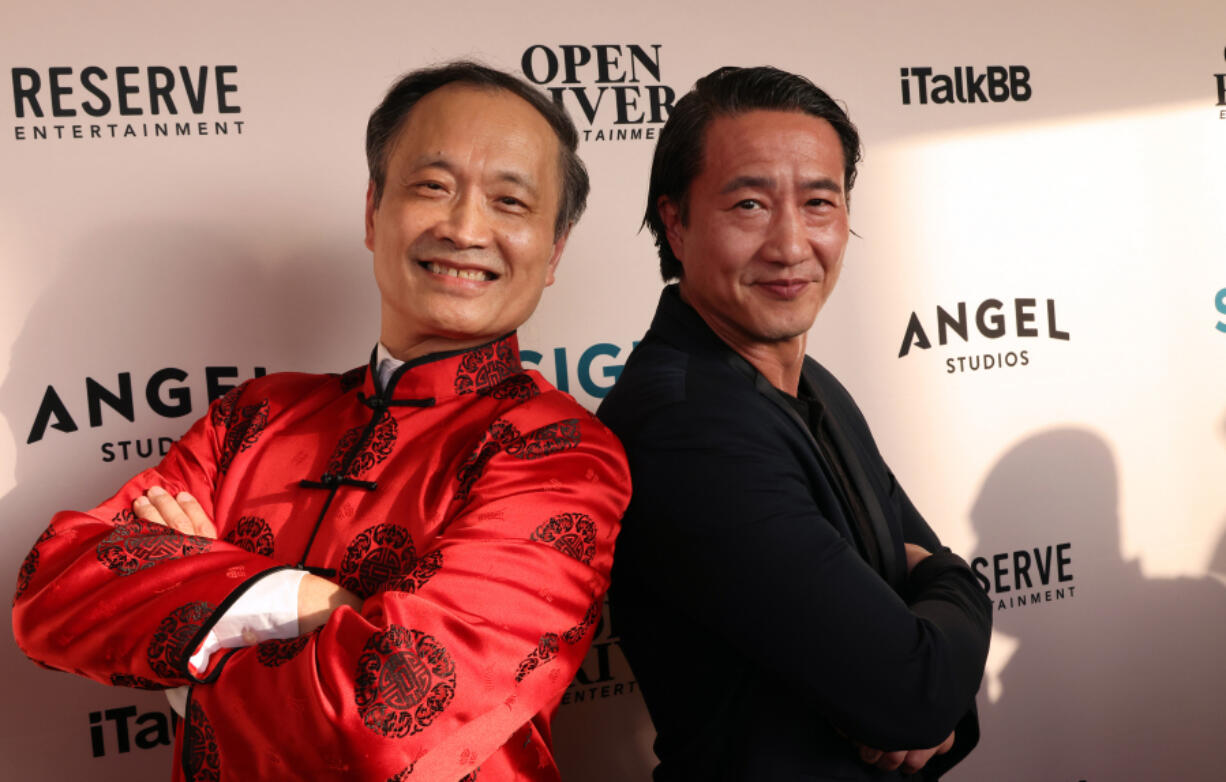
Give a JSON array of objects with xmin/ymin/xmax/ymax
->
[
  {"xmin": 412, "ymin": 180, "xmax": 448, "ymax": 196},
  {"xmin": 495, "ymin": 194, "xmax": 530, "ymax": 213},
  {"xmin": 734, "ymin": 199, "xmax": 762, "ymax": 210},
  {"xmin": 806, "ymin": 197, "xmax": 833, "ymax": 208}
]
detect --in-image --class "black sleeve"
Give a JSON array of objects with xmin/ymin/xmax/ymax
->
[{"xmin": 622, "ymin": 395, "xmax": 992, "ymax": 753}]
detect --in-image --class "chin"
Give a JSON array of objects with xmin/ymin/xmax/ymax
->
[{"xmin": 753, "ymin": 314, "xmax": 818, "ymax": 342}]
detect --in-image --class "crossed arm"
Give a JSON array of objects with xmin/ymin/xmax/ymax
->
[
  {"xmin": 132, "ymin": 486, "xmax": 362, "ymax": 638},
  {"xmin": 14, "ymin": 384, "xmax": 631, "ymax": 779},
  {"xmin": 615, "ymin": 394, "xmax": 990, "ymax": 776}
]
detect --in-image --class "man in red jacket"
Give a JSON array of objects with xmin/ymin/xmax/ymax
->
[{"xmin": 13, "ymin": 61, "xmax": 629, "ymax": 781}]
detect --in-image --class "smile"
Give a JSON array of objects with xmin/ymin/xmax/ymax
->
[
  {"xmin": 757, "ymin": 279, "xmax": 811, "ymax": 298},
  {"xmin": 420, "ymin": 261, "xmax": 497, "ymax": 282}
]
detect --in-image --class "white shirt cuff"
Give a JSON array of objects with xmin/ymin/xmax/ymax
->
[{"xmin": 186, "ymin": 568, "xmax": 307, "ymax": 674}]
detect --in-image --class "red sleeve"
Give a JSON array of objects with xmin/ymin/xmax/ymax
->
[
  {"xmin": 11, "ymin": 382, "xmax": 288, "ymax": 689},
  {"xmin": 185, "ymin": 409, "xmax": 629, "ymax": 780}
]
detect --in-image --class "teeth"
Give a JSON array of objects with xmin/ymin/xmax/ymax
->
[{"xmin": 426, "ymin": 262, "xmax": 490, "ymax": 281}]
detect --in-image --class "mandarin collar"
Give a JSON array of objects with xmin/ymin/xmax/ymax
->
[{"xmin": 361, "ymin": 332, "xmax": 525, "ymax": 405}]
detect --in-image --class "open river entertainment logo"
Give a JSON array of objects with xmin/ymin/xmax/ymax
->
[
  {"xmin": 896, "ymin": 297, "xmax": 1070, "ymax": 374},
  {"xmin": 520, "ymin": 44, "xmax": 675, "ymax": 143},
  {"xmin": 9, "ymin": 65, "xmax": 245, "ymax": 141}
]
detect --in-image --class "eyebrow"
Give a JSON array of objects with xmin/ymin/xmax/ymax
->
[
  {"xmin": 719, "ymin": 175, "xmax": 844, "ymax": 195},
  {"xmin": 409, "ymin": 156, "xmax": 539, "ymax": 198}
]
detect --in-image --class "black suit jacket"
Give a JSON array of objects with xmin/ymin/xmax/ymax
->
[{"xmin": 598, "ymin": 286, "xmax": 992, "ymax": 781}]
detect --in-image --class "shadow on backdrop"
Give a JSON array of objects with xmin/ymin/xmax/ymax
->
[{"xmin": 951, "ymin": 426, "xmax": 1226, "ymax": 782}]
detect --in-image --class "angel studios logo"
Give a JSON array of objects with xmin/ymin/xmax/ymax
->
[
  {"xmin": 896, "ymin": 297, "xmax": 1070, "ymax": 374},
  {"xmin": 519, "ymin": 44, "xmax": 675, "ymax": 143},
  {"xmin": 9, "ymin": 65, "xmax": 245, "ymax": 142},
  {"xmin": 23, "ymin": 364, "xmax": 266, "ymax": 462}
]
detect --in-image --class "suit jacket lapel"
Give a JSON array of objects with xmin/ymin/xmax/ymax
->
[
  {"xmin": 801, "ymin": 363, "xmax": 902, "ymax": 587},
  {"xmin": 725, "ymin": 352, "xmax": 898, "ymax": 583}
]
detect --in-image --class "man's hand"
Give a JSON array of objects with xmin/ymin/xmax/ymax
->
[
  {"xmin": 133, "ymin": 486, "xmax": 218, "ymax": 538},
  {"xmin": 297, "ymin": 574, "xmax": 365, "ymax": 635},
  {"xmin": 132, "ymin": 486, "xmax": 362, "ymax": 637},
  {"xmin": 904, "ymin": 542, "xmax": 932, "ymax": 574},
  {"xmin": 857, "ymin": 731, "xmax": 955, "ymax": 775}
]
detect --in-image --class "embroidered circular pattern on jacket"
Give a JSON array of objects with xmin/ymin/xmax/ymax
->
[
  {"xmin": 455, "ymin": 439, "xmax": 498, "ymax": 501},
  {"xmin": 383, "ymin": 549, "xmax": 443, "ymax": 595},
  {"xmin": 13, "ymin": 527, "xmax": 54, "ymax": 603},
  {"xmin": 485, "ymin": 374, "xmax": 539, "ymax": 401},
  {"xmin": 186, "ymin": 699, "xmax": 221, "ymax": 781},
  {"xmin": 514, "ymin": 633, "xmax": 560, "ymax": 682},
  {"xmin": 563, "ymin": 599, "xmax": 602, "ymax": 645},
  {"xmin": 217, "ymin": 396, "xmax": 269, "ymax": 475},
  {"xmin": 454, "ymin": 339, "xmax": 520, "ymax": 396},
  {"xmin": 531, "ymin": 512, "xmax": 597, "ymax": 565},
  {"xmin": 325, "ymin": 415, "xmax": 398, "ymax": 478},
  {"xmin": 97, "ymin": 521, "xmax": 211, "ymax": 576},
  {"xmin": 147, "ymin": 601, "xmax": 214, "ymax": 678},
  {"xmin": 355, "ymin": 626, "xmax": 456, "ymax": 738},
  {"xmin": 340, "ymin": 523, "xmax": 417, "ymax": 598},
  {"xmin": 110, "ymin": 672, "xmax": 165, "ymax": 690},
  {"xmin": 209, "ymin": 383, "xmax": 245, "ymax": 427},
  {"xmin": 511, "ymin": 419, "xmax": 581, "ymax": 460},
  {"xmin": 255, "ymin": 635, "xmax": 312, "ymax": 667},
  {"xmin": 223, "ymin": 516, "xmax": 274, "ymax": 556}
]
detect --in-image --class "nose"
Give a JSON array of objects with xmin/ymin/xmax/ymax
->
[
  {"xmin": 434, "ymin": 192, "xmax": 491, "ymax": 249},
  {"xmin": 763, "ymin": 203, "xmax": 810, "ymax": 265}
]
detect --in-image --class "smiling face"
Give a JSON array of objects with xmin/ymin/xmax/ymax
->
[
  {"xmin": 365, "ymin": 83, "xmax": 567, "ymax": 360},
  {"xmin": 660, "ymin": 110, "xmax": 850, "ymax": 368}
]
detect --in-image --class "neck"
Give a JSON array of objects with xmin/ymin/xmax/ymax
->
[
  {"xmin": 677, "ymin": 286, "xmax": 806, "ymax": 394},
  {"xmin": 379, "ymin": 330, "xmax": 491, "ymax": 363},
  {"xmin": 729, "ymin": 337, "xmax": 806, "ymax": 395}
]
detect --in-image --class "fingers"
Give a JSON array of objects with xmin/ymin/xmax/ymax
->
[
  {"xmin": 175, "ymin": 490, "xmax": 218, "ymax": 538},
  {"xmin": 131, "ymin": 487, "xmax": 217, "ymax": 538},
  {"xmin": 132, "ymin": 491, "xmax": 168, "ymax": 527},
  {"xmin": 858, "ymin": 739, "xmax": 950, "ymax": 774},
  {"xmin": 875, "ymin": 750, "xmax": 908, "ymax": 772},
  {"xmin": 899, "ymin": 747, "xmax": 938, "ymax": 774},
  {"xmin": 857, "ymin": 746, "xmax": 882, "ymax": 765},
  {"xmin": 858, "ymin": 745, "xmax": 906, "ymax": 772},
  {"xmin": 904, "ymin": 542, "xmax": 932, "ymax": 573},
  {"xmin": 937, "ymin": 730, "xmax": 957, "ymax": 754}
]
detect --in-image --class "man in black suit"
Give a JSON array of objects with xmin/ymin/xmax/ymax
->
[{"xmin": 597, "ymin": 66, "xmax": 992, "ymax": 780}]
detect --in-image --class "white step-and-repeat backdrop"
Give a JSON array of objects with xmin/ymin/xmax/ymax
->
[{"xmin": 3, "ymin": 1, "xmax": 1225, "ymax": 779}]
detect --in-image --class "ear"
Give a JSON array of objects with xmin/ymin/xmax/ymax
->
[
  {"xmin": 543, "ymin": 225, "xmax": 571, "ymax": 288},
  {"xmin": 657, "ymin": 195, "xmax": 684, "ymax": 263},
  {"xmin": 364, "ymin": 180, "xmax": 378, "ymax": 251}
]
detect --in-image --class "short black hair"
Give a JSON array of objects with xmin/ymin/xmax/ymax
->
[
  {"xmin": 644, "ymin": 66, "xmax": 862, "ymax": 281},
  {"xmin": 366, "ymin": 60, "xmax": 589, "ymax": 239}
]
